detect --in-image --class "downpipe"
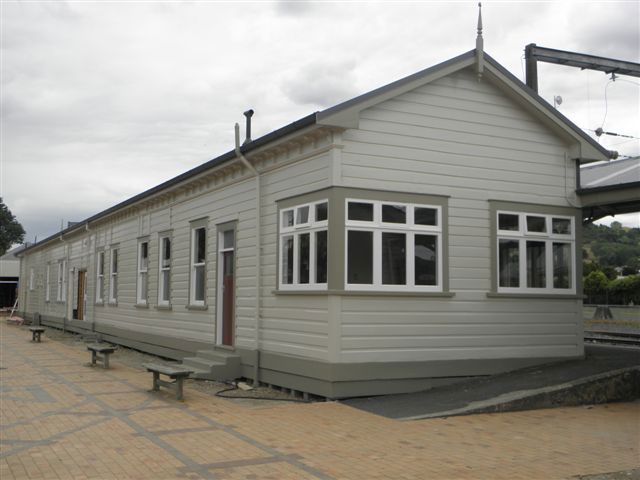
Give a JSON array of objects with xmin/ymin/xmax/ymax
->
[{"xmin": 234, "ymin": 123, "xmax": 261, "ymax": 386}]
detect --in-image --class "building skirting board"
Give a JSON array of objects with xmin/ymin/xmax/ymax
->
[
  {"xmin": 237, "ymin": 348, "xmax": 582, "ymax": 399},
  {"xmin": 22, "ymin": 312, "xmax": 582, "ymax": 399},
  {"xmin": 31, "ymin": 313, "xmax": 211, "ymax": 360}
]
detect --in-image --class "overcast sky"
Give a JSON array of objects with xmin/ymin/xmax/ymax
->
[{"xmin": 1, "ymin": 1, "xmax": 639, "ymax": 242}]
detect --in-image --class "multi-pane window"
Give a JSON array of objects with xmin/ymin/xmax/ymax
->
[
  {"xmin": 57, "ymin": 259, "xmax": 66, "ymax": 302},
  {"xmin": 345, "ymin": 199, "xmax": 442, "ymax": 291},
  {"xmin": 137, "ymin": 241, "xmax": 149, "ymax": 305},
  {"xmin": 109, "ymin": 248, "xmax": 118, "ymax": 303},
  {"xmin": 497, "ymin": 211, "xmax": 575, "ymax": 293},
  {"xmin": 158, "ymin": 236, "xmax": 171, "ymax": 306},
  {"xmin": 95, "ymin": 251, "xmax": 105, "ymax": 303},
  {"xmin": 279, "ymin": 200, "xmax": 328, "ymax": 289},
  {"xmin": 45, "ymin": 265, "xmax": 50, "ymax": 302},
  {"xmin": 190, "ymin": 227, "xmax": 206, "ymax": 305}
]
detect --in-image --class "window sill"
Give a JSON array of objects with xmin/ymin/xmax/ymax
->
[
  {"xmin": 186, "ymin": 305, "xmax": 208, "ymax": 311},
  {"xmin": 135, "ymin": 303, "xmax": 149, "ymax": 309},
  {"xmin": 108, "ymin": 301, "xmax": 118, "ymax": 307},
  {"xmin": 95, "ymin": 302, "xmax": 104, "ymax": 307},
  {"xmin": 487, "ymin": 293, "xmax": 583, "ymax": 300},
  {"xmin": 273, "ymin": 289, "xmax": 455, "ymax": 297},
  {"xmin": 156, "ymin": 305, "xmax": 172, "ymax": 311}
]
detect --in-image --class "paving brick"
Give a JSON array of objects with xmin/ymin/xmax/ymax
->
[{"xmin": 1, "ymin": 323, "xmax": 638, "ymax": 479}]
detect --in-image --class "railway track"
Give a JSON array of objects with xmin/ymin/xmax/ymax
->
[{"xmin": 584, "ymin": 330, "xmax": 640, "ymax": 347}]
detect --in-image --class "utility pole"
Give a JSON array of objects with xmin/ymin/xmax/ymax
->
[{"xmin": 524, "ymin": 44, "xmax": 640, "ymax": 92}]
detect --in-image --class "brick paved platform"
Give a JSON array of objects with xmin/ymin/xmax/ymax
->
[{"xmin": 1, "ymin": 323, "xmax": 638, "ymax": 479}]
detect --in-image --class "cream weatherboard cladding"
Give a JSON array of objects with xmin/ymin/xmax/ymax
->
[
  {"xmin": 18, "ymin": 51, "xmax": 609, "ymax": 398},
  {"xmin": 336, "ymin": 67, "xmax": 583, "ymax": 364}
]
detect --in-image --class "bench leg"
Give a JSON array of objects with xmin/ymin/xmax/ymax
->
[
  {"xmin": 103, "ymin": 353, "xmax": 110, "ymax": 369},
  {"xmin": 91, "ymin": 351, "xmax": 97, "ymax": 365},
  {"xmin": 152, "ymin": 371, "xmax": 160, "ymax": 392},
  {"xmin": 175, "ymin": 378, "xmax": 184, "ymax": 401}
]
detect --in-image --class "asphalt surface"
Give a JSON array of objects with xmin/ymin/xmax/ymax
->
[{"xmin": 342, "ymin": 345, "xmax": 640, "ymax": 419}]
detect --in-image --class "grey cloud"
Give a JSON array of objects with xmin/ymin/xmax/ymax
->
[
  {"xmin": 281, "ymin": 60, "xmax": 359, "ymax": 107},
  {"xmin": 274, "ymin": 1, "xmax": 315, "ymax": 16},
  {"xmin": 568, "ymin": 3, "xmax": 639, "ymax": 61},
  {"xmin": 2, "ymin": 1, "xmax": 639, "ymax": 240}
]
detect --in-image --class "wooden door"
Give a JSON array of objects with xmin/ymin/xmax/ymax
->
[
  {"xmin": 222, "ymin": 251, "xmax": 234, "ymax": 346},
  {"xmin": 76, "ymin": 271, "xmax": 86, "ymax": 321}
]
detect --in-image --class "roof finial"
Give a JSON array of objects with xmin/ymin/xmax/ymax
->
[{"xmin": 475, "ymin": 2, "xmax": 484, "ymax": 81}]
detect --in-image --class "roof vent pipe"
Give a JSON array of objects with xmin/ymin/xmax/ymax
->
[{"xmin": 243, "ymin": 109, "xmax": 254, "ymax": 145}]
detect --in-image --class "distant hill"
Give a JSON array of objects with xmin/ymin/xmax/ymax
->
[{"xmin": 583, "ymin": 222, "xmax": 640, "ymax": 273}]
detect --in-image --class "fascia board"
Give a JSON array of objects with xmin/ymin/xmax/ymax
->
[{"xmin": 317, "ymin": 52, "xmax": 476, "ymax": 129}]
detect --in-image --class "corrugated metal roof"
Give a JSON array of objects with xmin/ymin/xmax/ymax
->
[{"xmin": 580, "ymin": 157, "xmax": 640, "ymax": 188}]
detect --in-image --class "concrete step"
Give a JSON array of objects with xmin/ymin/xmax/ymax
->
[
  {"xmin": 181, "ymin": 350, "xmax": 242, "ymax": 381},
  {"xmin": 195, "ymin": 349, "xmax": 241, "ymax": 366},
  {"xmin": 182, "ymin": 357, "xmax": 224, "ymax": 371}
]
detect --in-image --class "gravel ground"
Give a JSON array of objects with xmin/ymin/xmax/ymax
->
[
  {"xmin": 21, "ymin": 324, "xmax": 315, "ymax": 408},
  {"xmin": 575, "ymin": 469, "xmax": 640, "ymax": 480},
  {"xmin": 585, "ymin": 319, "xmax": 640, "ymax": 335}
]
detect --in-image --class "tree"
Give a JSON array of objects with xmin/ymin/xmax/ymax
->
[
  {"xmin": 0, "ymin": 198, "xmax": 25, "ymax": 256},
  {"xmin": 582, "ymin": 261, "xmax": 601, "ymax": 276},
  {"xmin": 583, "ymin": 270, "xmax": 609, "ymax": 304}
]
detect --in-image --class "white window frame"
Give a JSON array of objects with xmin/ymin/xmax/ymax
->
[
  {"xmin": 190, "ymin": 226, "xmax": 207, "ymax": 306},
  {"xmin": 45, "ymin": 264, "xmax": 51, "ymax": 302},
  {"xmin": 345, "ymin": 199, "xmax": 442, "ymax": 292},
  {"xmin": 95, "ymin": 251, "xmax": 105, "ymax": 304},
  {"xmin": 109, "ymin": 248, "xmax": 118, "ymax": 304},
  {"xmin": 137, "ymin": 241, "xmax": 149, "ymax": 305},
  {"xmin": 496, "ymin": 211, "xmax": 576, "ymax": 294},
  {"xmin": 57, "ymin": 259, "xmax": 66, "ymax": 302},
  {"xmin": 29, "ymin": 268, "xmax": 35, "ymax": 291},
  {"xmin": 158, "ymin": 235, "xmax": 171, "ymax": 306},
  {"xmin": 278, "ymin": 200, "xmax": 329, "ymax": 290}
]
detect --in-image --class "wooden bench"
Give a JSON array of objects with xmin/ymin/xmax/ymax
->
[
  {"xmin": 29, "ymin": 327, "xmax": 45, "ymax": 342},
  {"xmin": 87, "ymin": 344, "xmax": 116, "ymax": 369},
  {"xmin": 142, "ymin": 363, "xmax": 193, "ymax": 401},
  {"xmin": 6, "ymin": 316, "xmax": 24, "ymax": 326}
]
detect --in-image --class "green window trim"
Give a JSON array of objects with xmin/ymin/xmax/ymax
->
[
  {"xmin": 277, "ymin": 187, "xmax": 450, "ymax": 293},
  {"xmin": 488, "ymin": 200, "xmax": 582, "ymax": 298}
]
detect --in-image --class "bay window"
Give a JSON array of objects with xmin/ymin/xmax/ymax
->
[
  {"xmin": 279, "ymin": 200, "xmax": 328, "ymax": 289},
  {"xmin": 345, "ymin": 199, "xmax": 442, "ymax": 291},
  {"xmin": 496, "ymin": 211, "xmax": 575, "ymax": 294}
]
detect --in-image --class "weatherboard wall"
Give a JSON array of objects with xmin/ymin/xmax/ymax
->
[
  {"xmin": 19, "ymin": 144, "xmax": 334, "ymax": 360},
  {"xmin": 334, "ymin": 66, "xmax": 583, "ymax": 363},
  {"xmin": 18, "ymin": 64, "xmax": 588, "ymax": 380}
]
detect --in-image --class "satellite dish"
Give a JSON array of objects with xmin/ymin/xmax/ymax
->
[{"xmin": 553, "ymin": 95, "xmax": 563, "ymax": 108}]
